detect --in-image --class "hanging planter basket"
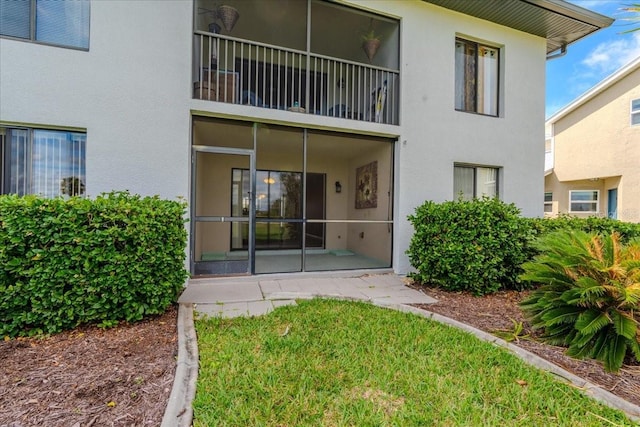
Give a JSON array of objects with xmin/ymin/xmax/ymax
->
[
  {"xmin": 362, "ymin": 38, "xmax": 381, "ymax": 63},
  {"xmin": 217, "ymin": 5, "xmax": 240, "ymax": 32}
]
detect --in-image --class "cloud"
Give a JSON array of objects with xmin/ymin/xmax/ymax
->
[{"xmin": 581, "ymin": 32, "xmax": 640, "ymax": 73}]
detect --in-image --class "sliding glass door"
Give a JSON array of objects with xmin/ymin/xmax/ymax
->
[{"xmin": 231, "ymin": 169, "xmax": 325, "ymax": 251}]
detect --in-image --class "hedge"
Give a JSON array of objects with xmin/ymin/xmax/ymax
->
[
  {"xmin": 407, "ymin": 200, "xmax": 640, "ymax": 296},
  {"xmin": 526, "ymin": 215, "xmax": 640, "ymax": 243},
  {"xmin": 0, "ymin": 191, "xmax": 189, "ymax": 337},
  {"xmin": 407, "ymin": 198, "xmax": 533, "ymax": 295}
]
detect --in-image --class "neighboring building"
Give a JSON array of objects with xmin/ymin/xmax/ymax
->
[
  {"xmin": 545, "ymin": 57, "xmax": 640, "ymax": 222},
  {"xmin": 1, "ymin": 0, "xmax": 611, "ymax": 276}
]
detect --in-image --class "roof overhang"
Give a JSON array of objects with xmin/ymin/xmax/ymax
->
[{"xmin": 422, "ymin": 0, "xmax": 613, "ymax": 54}]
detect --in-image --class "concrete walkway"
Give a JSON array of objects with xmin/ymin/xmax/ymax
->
[{"xmin": 178, "ymin": 272, "xmax": 437, "ymax": 318}]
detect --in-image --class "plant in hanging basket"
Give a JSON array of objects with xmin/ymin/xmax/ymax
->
[
  {"xmin": 361, "ymin": 29, "xmax": 382, "ymax": 62},
  {"xmin": 217, "ymin": 5, "xmax": 240, "ymax": 32}
]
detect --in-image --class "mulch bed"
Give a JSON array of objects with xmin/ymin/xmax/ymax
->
[
  {"xmin": 410, "ymin": 285, "xmax": 640, "ymax": 408},
  {"xmin": 0, "ymin": 306, "xmax": 178, "ymax": 427},
  {"xmin": 2, "ymin": 287, "xmax": 639, "ymax": 426}
]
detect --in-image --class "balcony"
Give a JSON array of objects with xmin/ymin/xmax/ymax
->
[{"xmin": 193, "ymin": 0, "xmax": 400, "ymax": 126}]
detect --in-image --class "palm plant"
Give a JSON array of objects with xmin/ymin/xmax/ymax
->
[
  {"xmin": 621, "ymin": 3, "xmax": 640, "ymax": 33},
  {"xmin": 520, "ymin": 231, "xmax": 640, "ymax": 372}
]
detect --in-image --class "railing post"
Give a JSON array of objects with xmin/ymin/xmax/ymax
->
[{"xmin": 305, "ymin": 0, "xmax": 311, "ymax": 113}]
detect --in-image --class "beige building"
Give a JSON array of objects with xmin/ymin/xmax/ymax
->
[{"xmin": 545, "ymin": 57, "xmax": 640, "ymax": 222}]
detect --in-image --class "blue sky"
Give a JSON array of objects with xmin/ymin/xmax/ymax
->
[{"xmin": 546, "ymin": 0, "xmax": 640, "ymax": 118}]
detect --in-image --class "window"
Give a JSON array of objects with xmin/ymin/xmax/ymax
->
[
  {"xmin": 544, "ymin": 192, "xmax": 553, "ymax": 213},
  {"xmin": 632, "ymin": 98, "xmax": 640, "ymax": 126},
  {"xmin": 1, "ymin": 126, "xmax": 86, "ymax": 197},
  {"xmin": 454, "ymin": 165, "xmax": 499, "ymax": 200},
  {"xmin": 455, "ymin": 37, "xmax": 499, "ymax": 116},
  {"xmin": 0, "ymin": 0, "xmax": 90, "ymax": 49},
  {"xmin": 569, "ymin": 190, "xmax": 598, "ymax": 213}
]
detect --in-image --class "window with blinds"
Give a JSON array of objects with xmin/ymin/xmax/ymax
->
[
  {"xmin": 1, "ymin": 127, "xmax": 86, "ymax": 197},
  {"xmin": 632, "ymin": 98, "xmax": 640, "ymax": 126},
  {"xmin": 0, "ymin": 0, "xmax": 90, "ymax": 49},
  {"xmin": 454, "ymin": 164, "xmax": 499, "ymax": 200}
]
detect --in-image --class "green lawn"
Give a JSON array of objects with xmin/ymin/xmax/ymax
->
[{"xmin": 194, "ymin": 299, "xmax": 635, "ymax": 426}]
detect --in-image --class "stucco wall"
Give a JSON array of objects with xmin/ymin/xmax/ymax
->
[
  {"xmin": 0, "ymin": 1, "xmax": 193, "ymax": 200},
  {"xmin": 547, "ymin": 66, "xmax": 640, "ymax": 222}
]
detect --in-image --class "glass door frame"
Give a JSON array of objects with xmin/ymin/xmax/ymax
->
[{"xmin": 191, "ymin": 145, "xmax": 256, "ymax": 275}]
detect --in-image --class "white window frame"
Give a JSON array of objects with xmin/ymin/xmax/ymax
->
[
  {"xmin": 569, "ymin": 190, "xmax": 599, "ymax": 214},
  {"xmin": 632, "ymin": 98, "xmax": 640, "ymax": 126}
]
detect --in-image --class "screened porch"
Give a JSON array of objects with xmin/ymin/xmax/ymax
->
[{"xmin": 193, "ymin": 0, "xmax": 400, "ymax": 126}]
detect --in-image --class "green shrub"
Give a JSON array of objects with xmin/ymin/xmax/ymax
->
[
  {"xmin": 407, "ymin": 198, "xmax": 533, "ymax": 295},
  {"xmin": 0, "ymin": 191, "xmax": 189, "ymax": 337},
  {"xmin": 527, "ymin": 215, "xmax": 640, "ymax": 243},
  {"xmin": 520, "ymin": 231, "xmax": 640, "ymax": 372}
]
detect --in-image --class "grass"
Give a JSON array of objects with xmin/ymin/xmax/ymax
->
[{"xmin": 194, "ymin": 299, "xmax": 635, "ymax": 426}]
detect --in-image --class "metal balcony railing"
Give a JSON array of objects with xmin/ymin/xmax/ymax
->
[{"xmin": 193, "ymin": 31, "xmax": 399, "ymax": 125}]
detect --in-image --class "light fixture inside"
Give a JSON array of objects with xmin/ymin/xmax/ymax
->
[{"xmin": 264, "ymin": 177, "xmax": 276, "ymax": 184}]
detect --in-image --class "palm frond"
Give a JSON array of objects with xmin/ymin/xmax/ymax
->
[
  {"xmin": 590, "ymin": 331, "xmax": 610, "ymax": 360},
  {"xmin": 572, "ymin": 330, "xmax": 597, "ymax": 348},
  {"xmin": 541, "ymin": 306, "xmax": 584, "ymax": 326},
  {"xmin": 604, "ymin": 334, "xmax": 628, "ymax": 373},
  {"xmin": 630, "ymin": 339, "xmax": 640, "ymax": 361},
  {"xmin": 620, "ymin": 3, "xmax": 640, "ymax": 33},
  {"xmin": 611, "ymin": 310, "xmax": 638, "ymax": 340},
  {"xmin": 575, "ymin": 309, "xmax": 610, "ymax": 335}
]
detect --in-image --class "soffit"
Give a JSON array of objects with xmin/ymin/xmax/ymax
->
[{"xmin": 422, "ymin": 0, "xmax": 613, "ymax": 54}]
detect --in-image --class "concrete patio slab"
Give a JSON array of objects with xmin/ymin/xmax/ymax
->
[
  {"xmin": 181, "ymin": 273, "xmax": 436, "ymax": 318},
  {"xmin": 179, "ymin": 281, "xmax": 263, "ymax": 304}
]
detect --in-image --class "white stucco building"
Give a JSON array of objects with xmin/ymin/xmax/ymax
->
[{"xmin": 0, "ymin": 0, "xmax": 612, "ymax": 277}]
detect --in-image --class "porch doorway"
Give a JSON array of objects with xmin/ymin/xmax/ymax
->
[{"xmin": 191, "ymin": 116, "xmax": 394, "ymax": 276}]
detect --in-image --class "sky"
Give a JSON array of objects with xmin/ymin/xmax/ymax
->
[{"xmin": 546, "ymin": 0, "xmax": 640, "ymax": 118}]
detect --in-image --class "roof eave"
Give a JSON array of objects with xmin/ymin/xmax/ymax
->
[
  {"xmin": 523, "ymin": 0, "xmax": 614, "ymax": 29},
  {"xmin": 422, "ymin": 0, "xmax": 613, "ymax": 54}
]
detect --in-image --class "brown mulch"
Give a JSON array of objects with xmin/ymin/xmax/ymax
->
[
  {"xmin": 0, "ymin": 306, "xmax": 178, "ymax": 427},
  {"xmin": 411, "ymin": 285, "xmax": 640, "ymax": 408}
]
